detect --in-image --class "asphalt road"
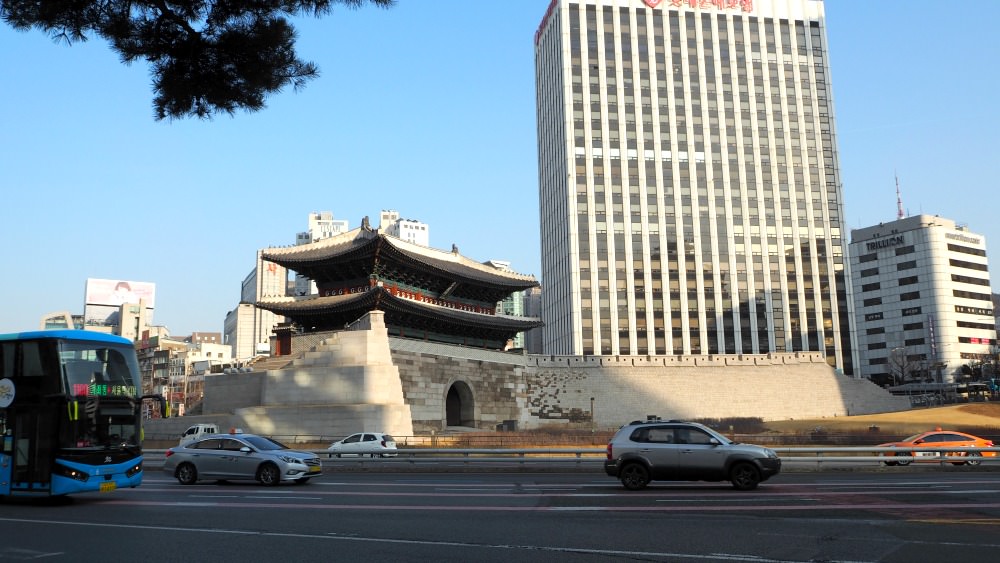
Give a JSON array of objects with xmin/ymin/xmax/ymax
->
[{"xmin": 1, "ymin": 470, "xmax": 999, "ymax": 562}]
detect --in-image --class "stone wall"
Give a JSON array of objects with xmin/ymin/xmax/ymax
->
[
  {"xmin": 387, "ymin": 338, "xmax": 911, "ymax": 431},
  {"xmin": 202, "ymin": 372, "xmax": 265, "ymax": 415},
  {"xmin": 391, "ymin": 348, "xmax": 528, "ymax": 433},
  {"xmin": 148, "ymin": 322, "xmax": 911, "ymax": 440}
]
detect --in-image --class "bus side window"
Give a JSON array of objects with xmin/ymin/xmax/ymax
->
[
  {"xmin": 0, "ymin": 342, "xmax": 12, "ymax": 378},
  {"xmin": 21, "ymin": 342, "xmax": 46, "ymax": 378}
]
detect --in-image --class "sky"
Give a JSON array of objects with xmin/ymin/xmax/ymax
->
[{"xmin": 1, "ymin": 1, "xmax": 998, "ymax": 337}]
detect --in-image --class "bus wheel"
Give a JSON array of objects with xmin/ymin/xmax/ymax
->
[{"xmin": 176, "ymin": 463, "xmax": 198, "ymax": 485}]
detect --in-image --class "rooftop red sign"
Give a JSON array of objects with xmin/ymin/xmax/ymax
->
[{"xmin": 661, "ymin": 0, "xmax": 754, "ymax": 12}]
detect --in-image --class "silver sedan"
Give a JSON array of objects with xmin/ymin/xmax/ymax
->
[{"xmin": 162, "ymin": 433, "xmax": 322, "ymax": 486}]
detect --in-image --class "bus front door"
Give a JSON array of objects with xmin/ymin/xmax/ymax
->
[{"xmin": 10, "ymin": 408, "xmax": 56, "ymax": 493}]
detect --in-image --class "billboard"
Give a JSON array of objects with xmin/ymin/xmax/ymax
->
[
  {"xmin": 84, "ymin": 278, "xmax": 156, "ymax": 326},
  {"xmin": 86, "ymin": 278, "xmax": 156, "ymax": 307}
]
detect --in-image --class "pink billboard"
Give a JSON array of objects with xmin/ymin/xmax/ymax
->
[{"xmin": 85, "ymin": 278, "xmax": 156, "ymax": 308}]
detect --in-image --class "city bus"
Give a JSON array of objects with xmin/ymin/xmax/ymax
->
[{"xmin": 0, "ymin": 330, "xmax": 162, "ymax": 497}]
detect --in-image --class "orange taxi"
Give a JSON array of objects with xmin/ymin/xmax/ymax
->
[{"xmin": 879, "ymin": 428, "xmax": 996, "ymax": 466}]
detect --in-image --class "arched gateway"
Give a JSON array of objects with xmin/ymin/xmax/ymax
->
[{"xmin": 445, "ymin": 381, "xmax": 475, "ymax": 427}]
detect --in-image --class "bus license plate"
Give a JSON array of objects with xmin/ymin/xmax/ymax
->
[{"xmin": 100, "ymin": 482, "xmax": 117, "ymax": 493}]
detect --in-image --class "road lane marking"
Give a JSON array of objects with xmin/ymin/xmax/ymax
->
[{"xmin": 0, "ymin": 517, "xmax": 876, "ymax": 562}]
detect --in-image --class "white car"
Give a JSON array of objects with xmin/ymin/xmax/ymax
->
[{"xmin": 327, "ymin": 432, "xmax": 397, "ymax": 458}]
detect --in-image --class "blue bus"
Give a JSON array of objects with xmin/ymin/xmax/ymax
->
[{"xmin": 0, "ymin": 330, "xmax": 162, "ymax": 497}]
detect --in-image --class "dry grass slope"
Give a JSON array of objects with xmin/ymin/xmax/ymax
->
[{"xmin": 764, "ymin": 403, "xmax": 1000, "ymax": 435}]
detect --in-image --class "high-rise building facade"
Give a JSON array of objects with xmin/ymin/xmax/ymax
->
[
  {"xmin": 535, "ymin": 0, "xmax": 856, "ymax": 375},
  {"xmin": 850, "ymin": 215, "xmax": 995, "ymax": 385}
]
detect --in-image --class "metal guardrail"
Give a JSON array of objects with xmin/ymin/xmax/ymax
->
[{"xmin": 143, "ymin": 446, "xmax": 1000, "ymax": 467}]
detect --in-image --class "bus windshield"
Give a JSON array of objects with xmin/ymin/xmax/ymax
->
[
  {"xmin": 60, "ymin": 341, "xmax": 140, "ymax": 399},
  {"xmin": 58, "ymin": 341, "xmax": 141, "ymax": 449}
]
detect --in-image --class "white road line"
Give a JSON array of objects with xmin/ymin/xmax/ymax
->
[{"xmin": 0, "ymin": 517, "xmax": 872, "ymax": 562}]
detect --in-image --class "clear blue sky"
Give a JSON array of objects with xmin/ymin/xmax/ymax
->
[{"xmin": 1, "ymin": 1, "xmax": 997, "ymax": 336}]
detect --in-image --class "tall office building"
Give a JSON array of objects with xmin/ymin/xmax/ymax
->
[
  {"xmin": 535, "ymin": 0, "xmax": 856, "ymax": 374},
  {"xmin": 850, "ymin": 215, "xmax": 995, "ymax": 385}
]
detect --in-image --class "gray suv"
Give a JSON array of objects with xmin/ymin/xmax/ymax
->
[{"xmin": 604, "ymin": 420, "xmax": 780, "ymax": 491}]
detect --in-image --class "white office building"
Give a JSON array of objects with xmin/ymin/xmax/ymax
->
[
  {"xmin": 535, "ymin": 0, "xmax": 856, "ymax": 374},
  {"xmin": 380, "ymin": 209, "xmax": 430, "ymax": 247},
  {"xmin": 224, "ymin": 250, "xmax": 288, "ymax": 361},
  {"xmin": 295, "ymin": 211, "xmax": 350, "ymax": 296},
  {"xmin": 850, "ymin": 215, "xmax": 995, "ymax": 384}
]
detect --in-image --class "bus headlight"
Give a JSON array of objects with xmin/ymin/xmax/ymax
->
[
  {"xmin": 53, "ymin": 463, "xmax": 89, "ymax": 482},
  {"xmin": 125, "ymin": 462, "xmax": 142, "ymax": 478}
]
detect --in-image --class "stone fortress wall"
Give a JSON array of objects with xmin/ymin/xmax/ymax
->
[
  {"xmin": 146, "ymin": 312, "xmax": 911, "ymax": 440},
  {"xmin": 390, "ymin": 338, "xmax": 910, "ymax": 433}
]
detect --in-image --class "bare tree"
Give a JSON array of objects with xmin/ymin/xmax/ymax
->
[{"xmin": 888, "ymin": 347, "xmax": 922, "ymax": 386}]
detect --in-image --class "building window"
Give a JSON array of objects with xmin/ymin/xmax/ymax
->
[
  {"xmin": 861, "ymin": 282, "xmax": 880, "ymax": 292},
  {"xmin": 858, "ymin": 252, "xmax": 877, "ymax": 263},
  {"xmin": 898, "ymin": 276, "xmax": 918, "ymax": 286},
  {"xmin": 897, "ymin": 261, "xmax": 917, "ymax": 271},
  {"xmin": 899, "ymin": 291, "xmax": 920, "ymax": 301},
  {"xmin": 953, "ymin": 289, "xmax": 993, "ymax": 301},
  {"xmin": 956, "ymin": 305, "xmax": 994, "ymax": 316},
  {"xmin": 866, "ymin": 327, "xmax": 885, "ymax": 335},
  {"xmin": 957, "ymin": 320, "xmax": 996, "ymax": 330},
  {"xmin": 894, "ymin": 245, "xmax": 915, "ymax": 256},
  {"xmin": 860, "ymin": 267, "xmax": 879, "ymax": 278},
  {"xmin": 863, "ymin": 297, "xmax": 882, "ymax": 307},
  {"xmin": 947, "ymin": 243, "xmax": 986, "ymax": 257},
  {"xmin": 951, "ymin": 274, "xmax": 991, "ymax": 286},
  {"xmin": 949, "ymin": 258, "xmax": 989, "ymax": 272}
]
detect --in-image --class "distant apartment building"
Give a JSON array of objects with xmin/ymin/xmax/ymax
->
[
  {"xmin": 137, "ymin": 331, "xmax": 233, "ymax": 415},
  {"xmin": 295, "ymin": 212, "xmax": 350, "ymax": 296},
  {"xmin": 850, "ymin": 215, "xmax": 996, "ymax": 385},
  {"xmin": 223, "ymin": 303, "xmax": 259, "ymax": 361},
  {"xmin": 534, "ymin": 0, "xmax": 856, "ymax": 374},
  {"xmin": 136, "ymin": 332, "xmax": 190, "ymax": 401},
  {"xmin": 38, "ymin": 311, "xmax": 83, "ymax": 330},
  {"xmin": 380, "ymin": 209, "xmax": 430, "ymax": 247}
]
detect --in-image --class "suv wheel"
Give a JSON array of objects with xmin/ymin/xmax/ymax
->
[
  {"xmin": 619, "ymin": 463, "xmax": 650, "ymax": 490},
  {"xmin": 729, "ymin": 462, "xmax": 761, "ymax": 491}
]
